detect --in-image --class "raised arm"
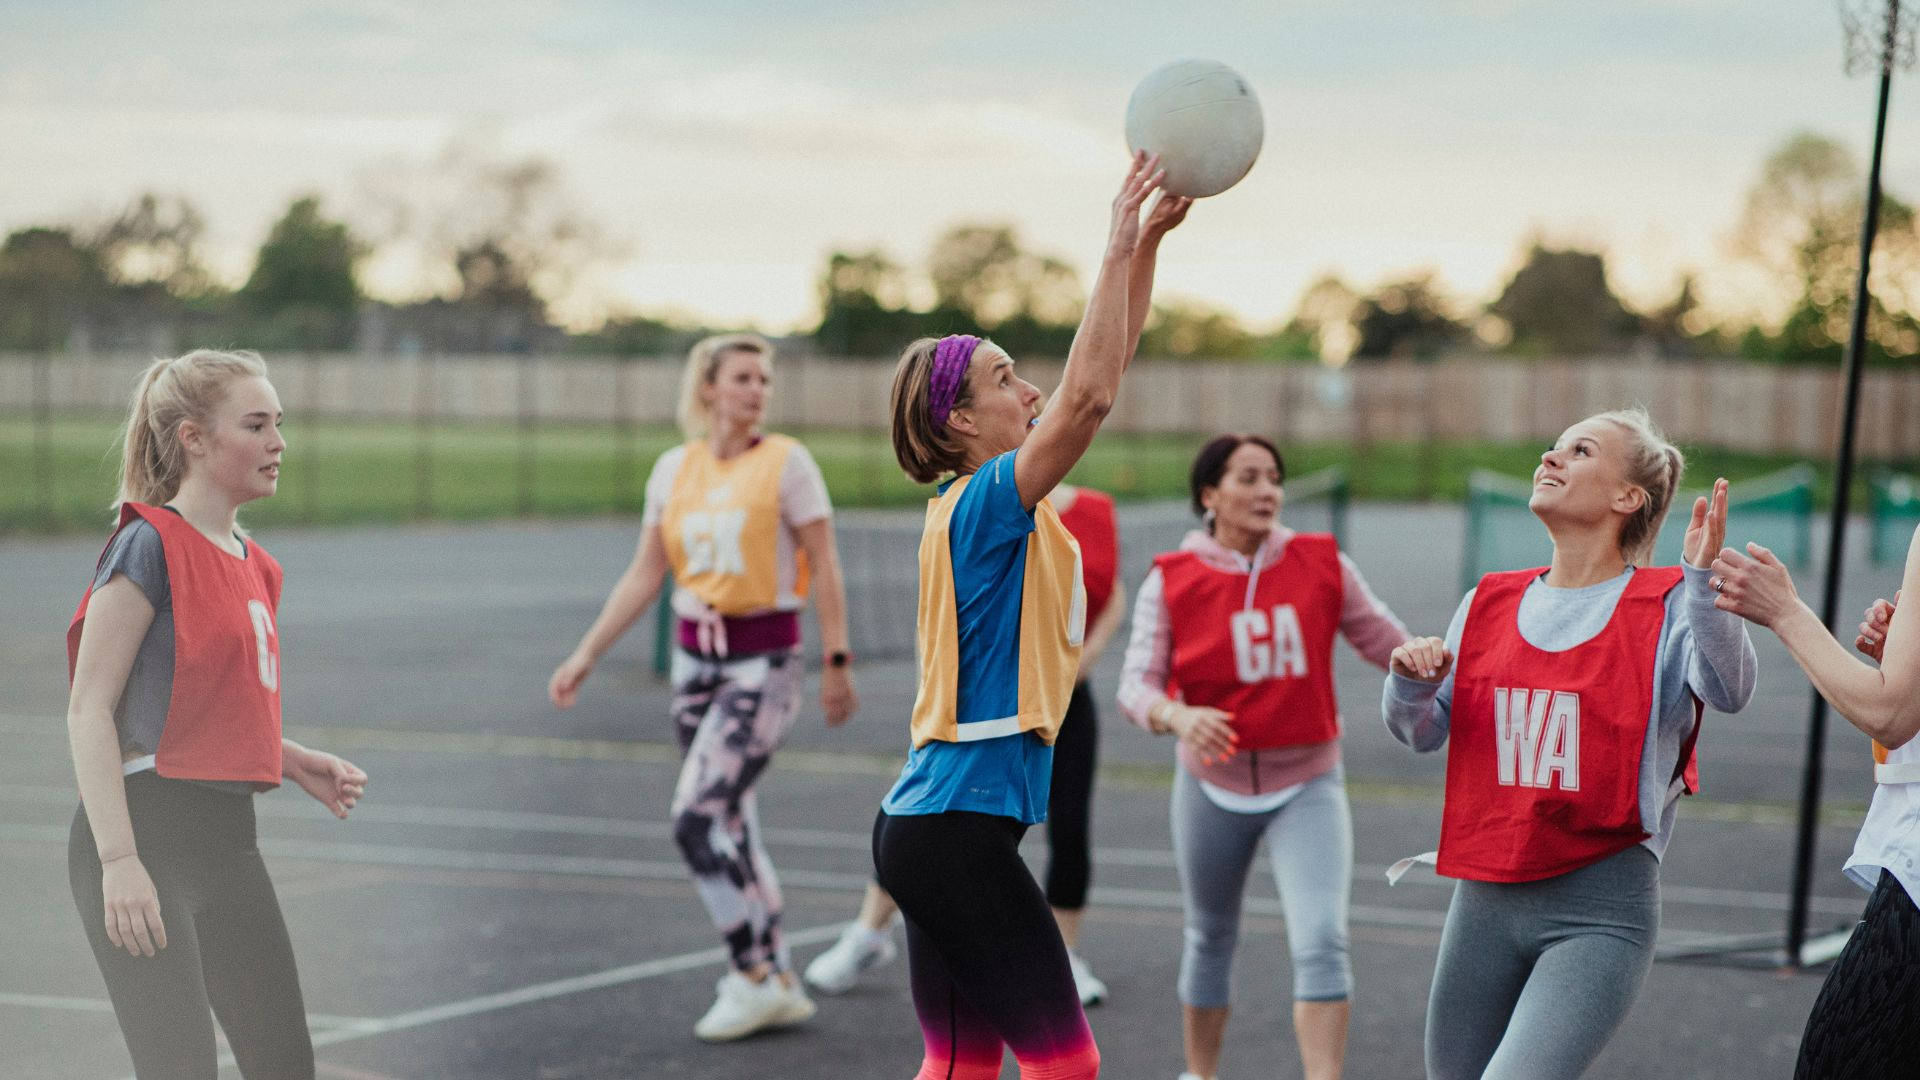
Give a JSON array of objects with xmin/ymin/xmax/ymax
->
[
  {"xmin": 1713, "ymin": 527, "xmax": 1920, "ymax": 748},
  {"xmin": 1014, "ymin": 153, "xmax": 1168, "ymax": 509},
  {"xmin": 1123, "ymin": 193, "xmax": 1193, "ymax": 364}
]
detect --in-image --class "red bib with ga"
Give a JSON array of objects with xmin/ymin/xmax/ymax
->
[
  {"xmin": 1156, "ymin": 533, "xmax": 1343, "ymax": 751},
  {"xmin": 1439, "ymin": 566, "xmax": 1700, "ymax": 883},
  {"xmin": 67, "ymin": 503, "xmax": 285, "ymax": 788},
  {"xmin": 1056, "ymin": 489, "xmax": 1118, "ymax": 627}
]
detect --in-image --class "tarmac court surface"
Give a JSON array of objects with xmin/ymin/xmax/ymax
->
[{"xmin": 1, "ymin": 503, "xmax": 1902, "ymax": 1078}]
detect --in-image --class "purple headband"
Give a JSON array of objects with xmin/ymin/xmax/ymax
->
[{"xmin": 928, "ymin": 334, "xmax": 981, "ymax": 428}]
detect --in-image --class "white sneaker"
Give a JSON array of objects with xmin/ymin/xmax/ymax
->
[
  {"xmin": 1068, "ymin": 951, "xmax": 1108, "ymax": 1007},
  {"xmin": 803, "ymin": 923, "xmax": 897, "ymax": 995},
  {"xmin": 693, "ymin": 971, "xmax": 815, "ymax": 1042}
]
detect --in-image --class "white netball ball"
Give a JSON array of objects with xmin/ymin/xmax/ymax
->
[{"xmin": 1124, "ymin": 60, "xmax": 1264, "ymax": 198}]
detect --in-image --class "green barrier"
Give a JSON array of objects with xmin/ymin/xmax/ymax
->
[
  {"xmin": 1464, "ymin": 463, "xmax": 1816, "ymax": 594},
  {"xmin": 1872, "ymin": 471, "xmax": 1920, "ymax": 566},
  {"xmin": 1285, "ymin": 465, "xmax": 1350, "ymax": 549}
]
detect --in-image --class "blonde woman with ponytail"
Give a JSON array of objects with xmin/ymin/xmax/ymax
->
[
  {"xmin": 65, "ymin": 350, "xmax": 366, "ymax": 1079},
  {"xmin": 1382, "ymin": 408, "xmax": 1757, "ymax": 1080}
]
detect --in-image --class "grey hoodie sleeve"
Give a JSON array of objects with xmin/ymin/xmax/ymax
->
[
  {"xmin": 1672, "ymin": 562, "xmax": 1758, "ymax": 713},
  {"xmin": 1382, "ymin": 589, "xmax": 1475, "ymax": 753}
]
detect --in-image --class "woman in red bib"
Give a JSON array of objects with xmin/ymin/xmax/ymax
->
[
  {"xmin": 1385, "ymin": 408, "xmax": 1756, "ymax": 1080},
  {"xmin": 65, "ymin": 349, "xmax": 368, "ymax": 1079},
  {"xmin": 1118, "ymin": 434, "xmax": 1411, "ymax": 1080},
  {"xmin": 547, "ymin": 332, "xmax": 858, "ymax": 1042}
]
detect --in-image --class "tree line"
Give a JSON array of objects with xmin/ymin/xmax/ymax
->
[{"xmin": 1, "ymin": 132, "xmax": 1913, "ymax": 365}]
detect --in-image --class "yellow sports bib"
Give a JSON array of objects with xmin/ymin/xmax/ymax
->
[
  {"xmin": 908, "ymin": 477, "xmax": 1085, "ymax": 749},
  {"xmin": 658, "ymin": 435, "xmax": 809, "ymax": 615}
]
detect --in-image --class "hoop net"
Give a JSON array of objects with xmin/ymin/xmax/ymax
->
[{"xmin": 1841, "ymin": 0, "xmax": 1918, "ymax": 76}]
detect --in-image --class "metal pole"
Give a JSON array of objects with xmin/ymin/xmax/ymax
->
[
  {"xmin": 33, "ymin": 350, "xmax": 53, "ymax": 524},
  {"xmin": 517, "ymin": 354, "xmax": 535, "ymax": 515},
  {"xmin": 1785, "ymin": 44, "xmax": 1894, "ymax": 967}
]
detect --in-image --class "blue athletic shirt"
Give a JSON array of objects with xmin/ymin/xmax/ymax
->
[{"xmin": 882, "ymin": 449, "xmax": 1055, "ymax": 823}]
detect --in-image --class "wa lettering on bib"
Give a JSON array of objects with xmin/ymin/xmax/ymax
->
[
  {"xmin": 1156, "ymin": 534, "xmax": 1344, "ymax": 752},
  {"xmin": 1491, "ymin": 687, "xmax": 1580, "ymax": 790},
  {"xmin": 1439, "ymin": 566, "xmax": 1696, "ymax": 882}
]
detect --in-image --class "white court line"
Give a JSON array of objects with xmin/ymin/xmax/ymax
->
[
  {"xmin": 79, "ymin": 924, "xmax": 847, "ymax": 1080},
  {"xmin": 0, "ymin": 992, "xmax": 380, "ymax": 1033},
  {"xmin": 0, "ymin": 819, "xmax": 1863, "ymax": 933},
  {"xmin": 0, "ymin": 787, "xmax": 1869, "ymax": 919}
]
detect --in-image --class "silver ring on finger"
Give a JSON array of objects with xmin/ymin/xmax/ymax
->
[{"xmin": 1712, "ymin": 577, "xmax": 1725, "ymax": 593}]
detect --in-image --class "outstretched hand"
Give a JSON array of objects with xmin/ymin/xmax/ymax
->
[
  {"xmin": 1682, "ymin": 478, "xmax": 1729, "ymax": 569},
  {"xmin": 1106, "ymin": 151, "xmax": 1167, "ymax": 261},
  {"xmin": 1709, "ymin": 542, "xmax": 1800, "ymax": 627}
]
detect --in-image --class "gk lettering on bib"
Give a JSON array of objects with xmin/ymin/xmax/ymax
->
[
  {"xmin": 1155, "ymin": 534, "xmax": 1344, "ymax": 752},
  {"xmin": 1439, "ymin": 566, "xmax": 1699, "ymax": 882}
]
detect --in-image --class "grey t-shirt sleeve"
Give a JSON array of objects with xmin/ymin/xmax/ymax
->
[{"xmin": 93, "ymin": 520, "xmax": 170, "ymax": 613}]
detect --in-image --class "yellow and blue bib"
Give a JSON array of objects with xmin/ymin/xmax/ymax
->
[{"xmin": 884, "ymin": 450, "xmax": 1085, "ymax": 823}]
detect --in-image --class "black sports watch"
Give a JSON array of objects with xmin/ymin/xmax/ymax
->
[{"xmin": 827, "ymin": 650, "xmax": 853, "ymax": 669}]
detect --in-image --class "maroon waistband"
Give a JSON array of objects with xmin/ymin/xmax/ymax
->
[{"xmin": 676, "ymin": 610, "xmax": 801, "ymax": 658}]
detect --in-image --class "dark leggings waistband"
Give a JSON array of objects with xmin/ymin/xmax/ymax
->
[{"xmin": 675, "ymin": 610, "xmax": 800, "ymax": 657}]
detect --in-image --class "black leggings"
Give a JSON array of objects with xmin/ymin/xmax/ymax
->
[
  {"xmin": 1045, "ymin": 680, "xmax": 1099, "ymax": 911},
  {"xmin": 68, "ymin": 773, "xmax": 314, "ymax": 1080},
  {"xmin": 1794, "ymin": 870, "xmax": 1920, "ymax": 1080},
  {"xmin": 874, "ymin": 810, "xmax": 1099, "ymax": 1079}
]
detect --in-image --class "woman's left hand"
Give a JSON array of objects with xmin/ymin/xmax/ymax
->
[
  {"xmin": 821, "ymin": 666, "xmax": 857, "ymax": 728},
  {"xmin": 1682, "ymin": 477, "xmax": 1729, "ymax": 569},
  {"xmin": 1140, "ymin": 191, "xmax": 1193, "ymax": 241},
  {"xmin": 290, "ymin": 748, "xmax": 368, "ymax": 820},
  {"xmin": 1709, "ymin": 542, "xmax": 1802, "ymax": 627}
]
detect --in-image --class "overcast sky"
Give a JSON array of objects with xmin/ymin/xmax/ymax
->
[{"xmin": 2, "ymin": 1, "xmax": 1908, "ymax": 331}]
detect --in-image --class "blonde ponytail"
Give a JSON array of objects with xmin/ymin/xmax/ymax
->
[
  {"xmin": 1591, "ymin": 406, "xmax": 1685, "ymax": 565},
  {"xmin": 116, "ymin": 349, "xmax": 269, "ymax": 511}
]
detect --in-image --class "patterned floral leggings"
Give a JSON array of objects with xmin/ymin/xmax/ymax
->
[{"xmin": 669, "ymin": 646, "xmax": 802, "ymax": 974}]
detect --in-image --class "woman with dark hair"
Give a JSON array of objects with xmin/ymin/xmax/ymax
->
[
  {"xmin": 872, "ymin": 151, "xmax": 1187, "ymax": 1080},
  {"xmin": 1118, "ymin": 434, "xmax": 1410, "ymax": 1080}
]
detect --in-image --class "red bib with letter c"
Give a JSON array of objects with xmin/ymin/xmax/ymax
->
[
  {"xmin": 67, "ymin": 503, "xmax": 284, "ymax": 788},
  {"xmin": 1156, "ymin": 533, "xmax": 1343, "ymax": 751},
  {"xmin": 1439, "ymin": 566, "xmax": 1700, "ymax": 882}
]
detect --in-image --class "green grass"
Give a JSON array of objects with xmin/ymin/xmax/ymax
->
[{"xmin": 3, "ymin": 413, "xmax": 1913, "ymax": 534}]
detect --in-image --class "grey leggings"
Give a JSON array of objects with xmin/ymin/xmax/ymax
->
[
  {"xmin": 1171, "ymin": 763, "xmax": 1354, "ymax": 1006},
  {"xmin": 1425, "ymin": 844, "xmax": 1659, "ymax": 1080}
]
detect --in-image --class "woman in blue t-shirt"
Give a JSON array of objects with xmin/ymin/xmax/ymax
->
[{"xmin": 872, "ymin": 152, "xmax": 1188, "ymax": 1080}]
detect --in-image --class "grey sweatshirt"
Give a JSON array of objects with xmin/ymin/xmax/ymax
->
[{"xmin": 1383, "ymin": 563, "xmax": 1758, "ymax": 859}]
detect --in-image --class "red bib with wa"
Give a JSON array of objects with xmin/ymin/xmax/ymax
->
[
  {"xmin": 1439, "ymin": 566, "xmax": 1700, "ymax": 882},
  {"xmin": 1057, "ymin": 490, "xmax": 1118, "ymax": 627},
  {"xmin": 1156, "ymin": 533, "xmax": 1343, "ymax": 751},
  {"xmin": 67, "ymin": 503, "xmax": 285, "ymax": 788}
]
